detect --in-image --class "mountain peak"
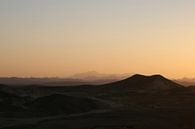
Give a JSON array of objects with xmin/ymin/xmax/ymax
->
[
  {"xmin": 129, "ymin": 74, "xmax": 166, "ymax": 80},
  {"xmin": 131, "ymin": 74, "xmax": 146, "ymax": 78},
  {"xmin": 151, "ymin": 74, "xmax": 166, "ymax": 79},
  {"xmin": 105, "ymin": 74, "xmax": 183, "ymax": 91}
]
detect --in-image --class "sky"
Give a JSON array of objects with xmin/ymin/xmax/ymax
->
[{"xmin": 0, "ymin": 0, "xmax": 195, "ymax": 78}]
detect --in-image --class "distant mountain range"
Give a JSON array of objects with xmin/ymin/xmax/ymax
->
[
  {"xmin": 0, "ymin": 72, "xmax": 194, "ymax": 87},
  {"xmin": 0, "ymin": 77, "xmax": 88, "ymax": 86},
  {"xmin": 174, "ymin": 78, "xmax": 195, "ymax": 86},
  {"xmin": 71, "ymin": 71, "xmax": 131, "ymax": 80},
  {"xmin": 0, "ymin": 71, "xmax": 131, "ymax": 86}
]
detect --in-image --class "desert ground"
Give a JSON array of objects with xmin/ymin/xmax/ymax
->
[{"xmin": 0, "ymin": 74, "xmax": 195, "ymax": 129}]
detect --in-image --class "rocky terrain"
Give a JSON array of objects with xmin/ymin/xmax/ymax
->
[{"xmin": 0, "ymin": 74, "xmax": 195, "ymax": 129}]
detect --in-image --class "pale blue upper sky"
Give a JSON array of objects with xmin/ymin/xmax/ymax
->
[{"xmin": 0, "ymin": 0, "xmax": 195, "ymax": 78}]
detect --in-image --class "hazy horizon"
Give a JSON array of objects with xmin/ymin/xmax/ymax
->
[
  {"xmin": 1, "ymin": 0, "xmax": 195, "ymax": 78},
  {"xmin": 0, "ymin": 71, "xmax": 195, "ymax": 81}
]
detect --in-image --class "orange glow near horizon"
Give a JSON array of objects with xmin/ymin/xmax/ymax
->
[{"xmin": 0, "ymin": 1, "xmax": 195, "ymax": 78}]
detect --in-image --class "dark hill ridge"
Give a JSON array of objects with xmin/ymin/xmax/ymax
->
[
  {"xmin": 24, "ymin": 94, "xmax": 105, "ymax": 117},
  {"xmin": 0, "ymin": 74, "xmax": 185, "ymax": 97},
  {"xmin": 102, "ymin": 74, "xmax": 183, "ymax": 91}
]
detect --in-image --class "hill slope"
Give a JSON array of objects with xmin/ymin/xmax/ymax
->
[{"xmin": 102, "ymin": 74, "xmax": 183, "ymax": 91}]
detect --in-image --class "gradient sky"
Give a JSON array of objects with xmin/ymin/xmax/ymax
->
[{"xmin": 0, "ymin": 0, "xmax": 195, "ymax": 78}]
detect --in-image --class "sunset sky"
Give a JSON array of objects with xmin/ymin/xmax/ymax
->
[{"xmin": 0, "ymin": 0, "xmax": 195, "ymax": 78}]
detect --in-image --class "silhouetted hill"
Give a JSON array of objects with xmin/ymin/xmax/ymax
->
[
  {"xmin": 25, "ymin": 94, "xmax": 104, "ymax": 117},
  {"xmin": 0, "ymin": 85, "xmax": 107, "ymax": 118},
  {"xmin": 0, "ymin": 88, "xmax": 28, "ymax": 114},
  {"xmin": 103, "ymin": 74, "xmax": 183, "ymax": 91}
]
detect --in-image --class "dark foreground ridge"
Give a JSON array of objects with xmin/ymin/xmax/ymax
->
[{"xmin": 0, "ymin": 74, "xmax": 195, "ymax": 129}]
